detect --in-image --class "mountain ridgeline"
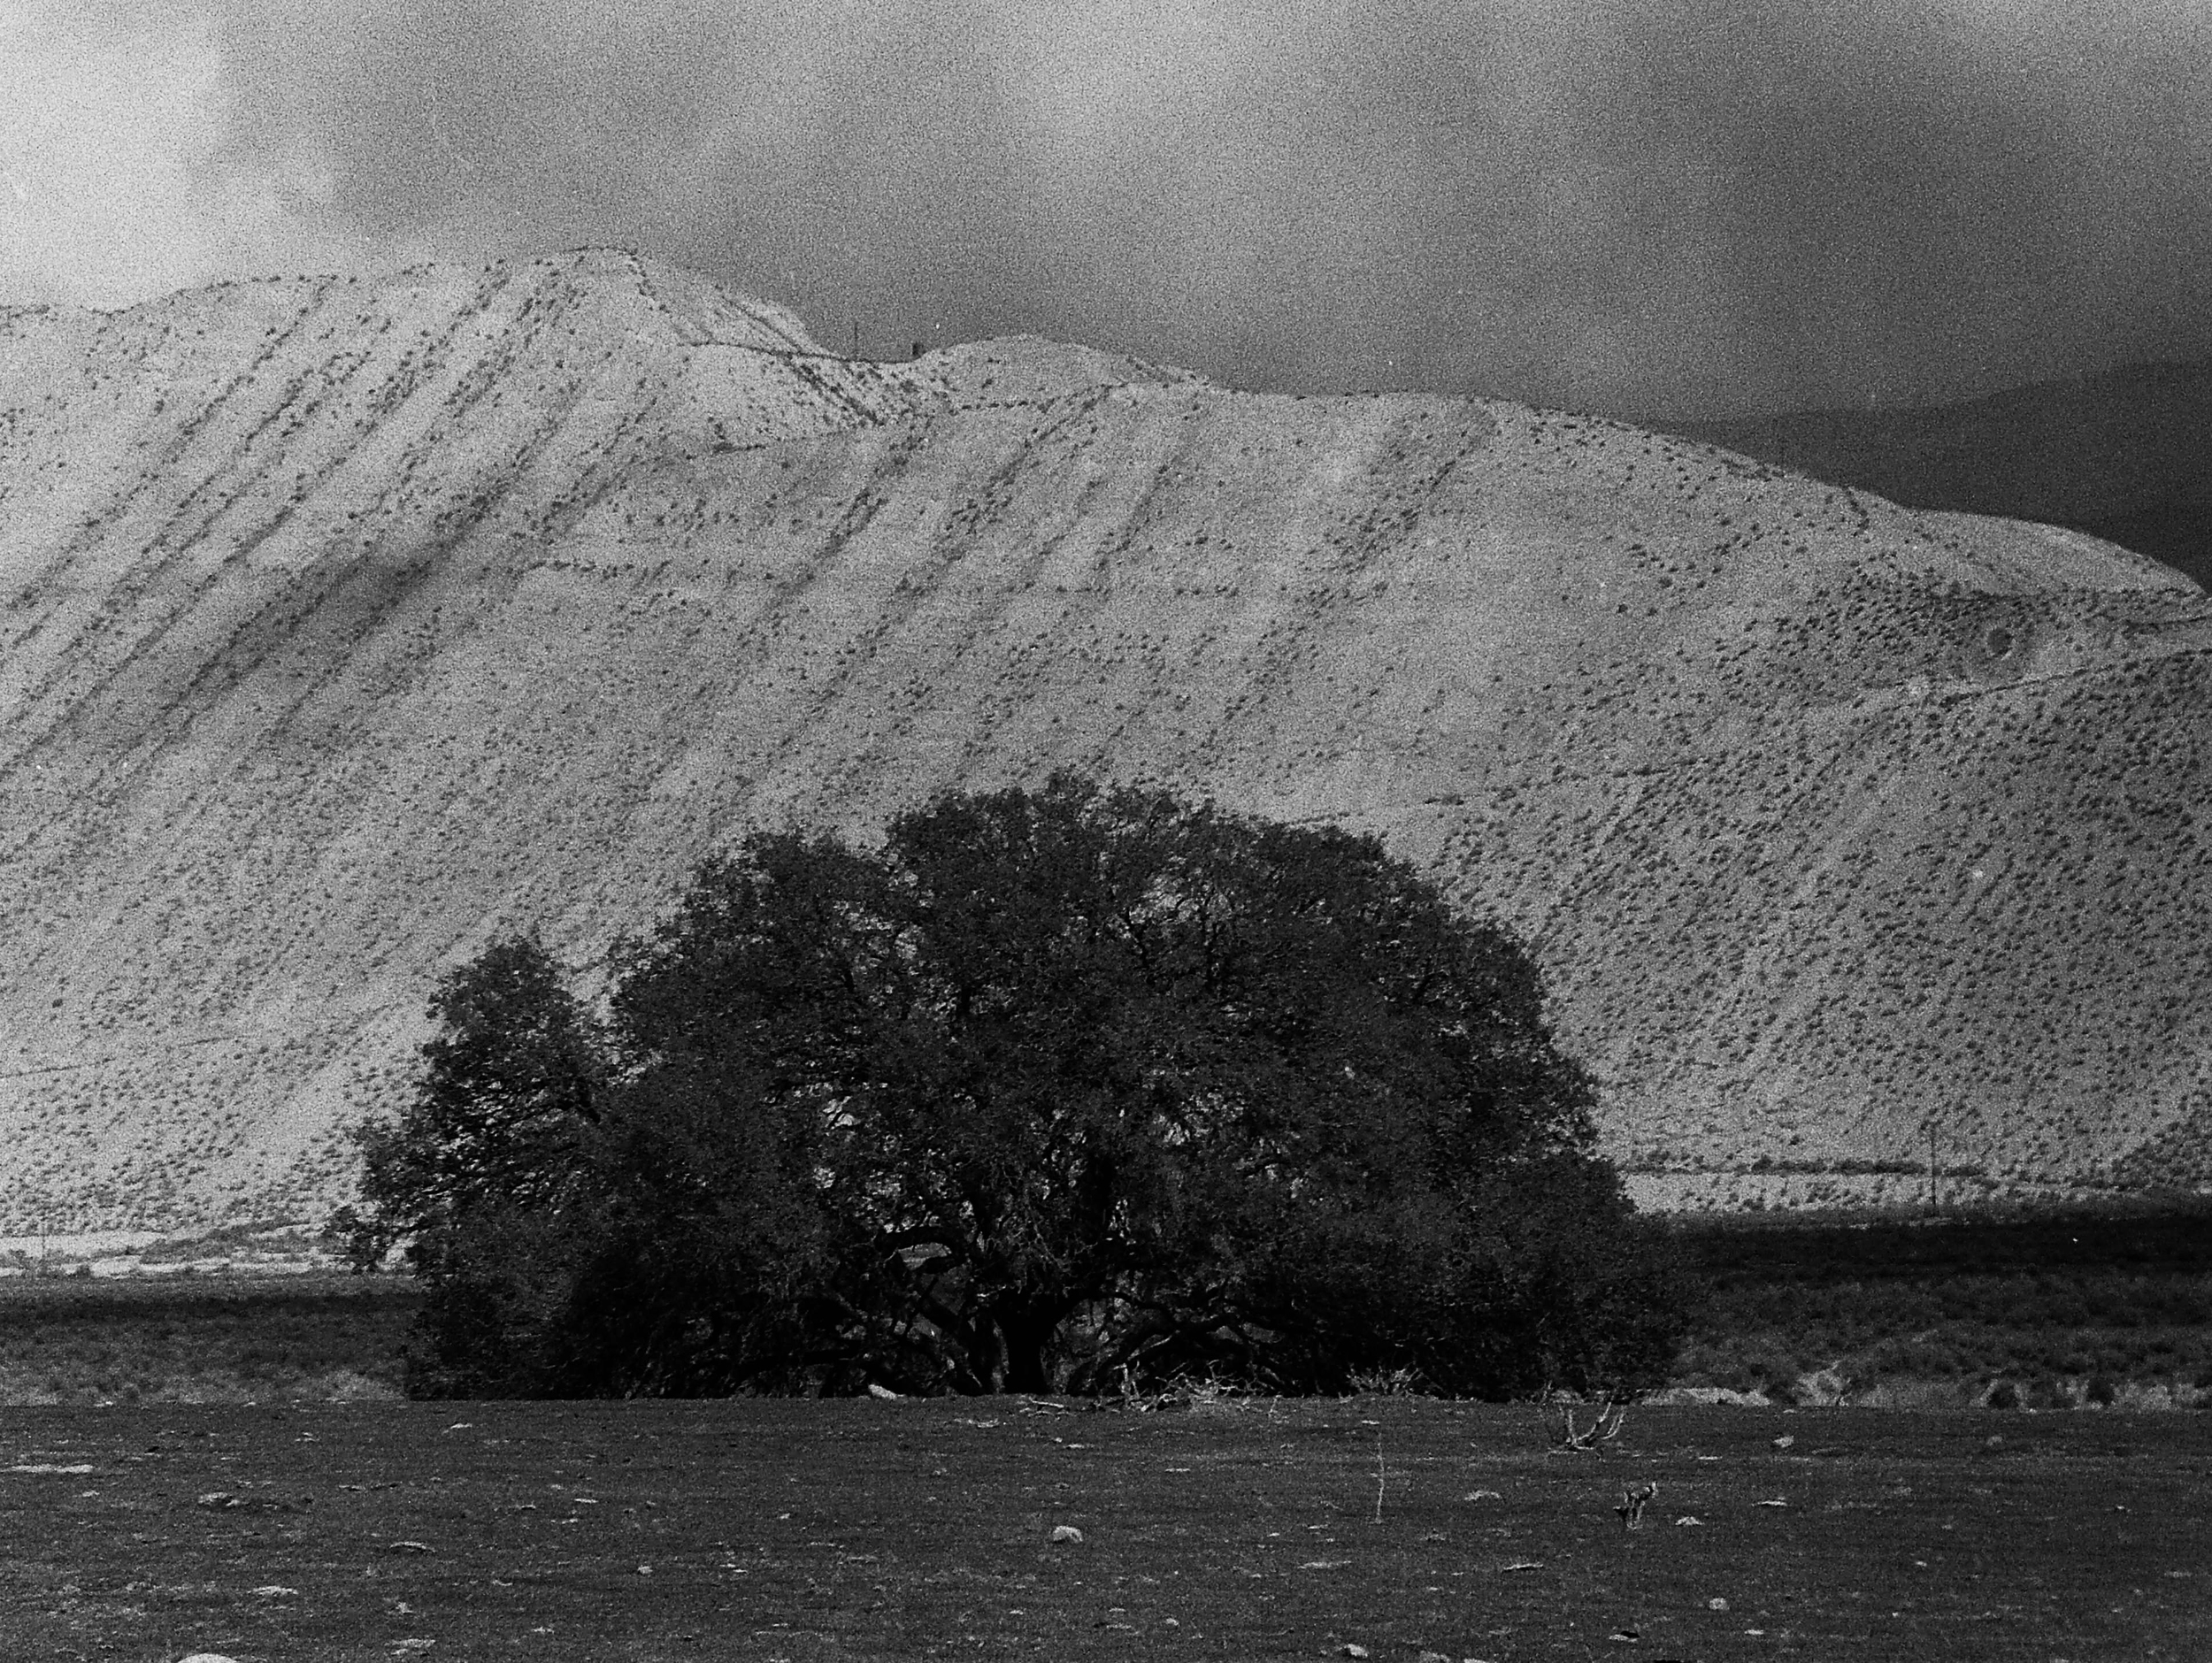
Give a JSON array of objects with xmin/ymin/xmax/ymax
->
[
  {"xmin": 1, "ymin": 250, "xmax": 2206, "ymax": 1231},
  {"xmin": 1676, "ymin": 356, "xmax": 2212, "ymax": 594}
]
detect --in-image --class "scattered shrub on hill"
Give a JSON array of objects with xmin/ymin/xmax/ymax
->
[{"xmin": 341, "ymin": 775, "xmax": 1686, "ymax": 1400}]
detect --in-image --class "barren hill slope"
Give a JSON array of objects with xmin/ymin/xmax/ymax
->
[{"xmin": 2, "ymin": 252, "xmax": 2207, "ymax": 1230}]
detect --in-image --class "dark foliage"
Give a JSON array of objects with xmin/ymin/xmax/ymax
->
[
  {"xmin": 352, "ymin": 933, "xmax": 604, "ymax": 1238},
  {"xmin": 344, "ymin": 776, "xmax": 1685, "ymax": 1399}
]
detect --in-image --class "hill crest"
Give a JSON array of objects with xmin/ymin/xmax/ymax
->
[{"xmin": 1674, "ymin": 356, "xmax": 2212, "ymax": 594}]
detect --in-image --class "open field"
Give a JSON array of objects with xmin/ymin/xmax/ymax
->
[{"xmin": 0, "ymin": 1398, "xmax": 2205, "ymax": 1661}]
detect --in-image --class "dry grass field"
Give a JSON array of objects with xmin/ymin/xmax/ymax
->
[
  {"xmin": 2, "ymin": 1396, "xmax": 2204, "ymax": 1662},
  {"xmin": 0, "ymin": 1273, "xmax": 413, "ymax": 1407},
  {"xmin": 1666, "ymin": 1205, "xmax": 2212, "ymax": 1410}
]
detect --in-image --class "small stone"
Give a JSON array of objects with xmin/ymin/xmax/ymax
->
[
  {"xmin": 637, "ymin": 1563, "xmax": 653, "ymax": 1575},
  {"xmin": 1340, "ymin": 1646, "xmax": 1370, "ymax": 1659},
  {"xmin": 1461, "ymin": 1489, "xmax": 1502, "ymax": 1501},
  {"xmin": 1708, "ymin": 1598, "xmax": 1729, "ymax": 1611},
  {"xmin": 388, "ymin": 1539, "xmax": 435, "ymax": 1554},
  {"xmin": 1049, "ymin": 1524, "xmax": 1084, "ymax": 1544},
  {"xmin": 1771, "ymin": 1435, "xmax": 1794, "ymax": 1450},
  {"xmin": 251, "ymin": 1585, "xmax": 299, "ymax": 1597},
  {"xmin": 1417, "ymin": 1652, "xmax": 1454, "ymax": 1663}
]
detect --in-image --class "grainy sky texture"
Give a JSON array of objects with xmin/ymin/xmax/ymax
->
[{"xmin": 4, "ymin": 0, "xmax": 2208, "ymax": 416}]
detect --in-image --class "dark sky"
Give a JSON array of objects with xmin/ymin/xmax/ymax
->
[{"xmin": 7, "ymin": 1, "xmax": 2208, "ymax": 417}]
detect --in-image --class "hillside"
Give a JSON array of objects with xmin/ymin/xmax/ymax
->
[
  {"xmin": 1677, "ymin": 357, "xmax": 2212, "ymax": 593},
  {"xmin": 1, "ymin": 250, "xmax": 2207, "ymax": 1230}
]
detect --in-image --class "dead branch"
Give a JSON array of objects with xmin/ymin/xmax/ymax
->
[
  {"xmin": 1541, "ymin": 1393, "xmax": 1628, "ymax": 1452},
  {"xmin": 1615, "ymin": 1481, "xmax": 1657, "ymax": 1529}
]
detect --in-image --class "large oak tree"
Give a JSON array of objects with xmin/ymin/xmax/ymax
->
[{"xmin": 345, "ymin": 776, "xmax": 1684, "ymax": 1398}]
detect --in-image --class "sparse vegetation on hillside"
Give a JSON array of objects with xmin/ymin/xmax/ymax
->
[{"xmin": 1, "ymin": 253, "xmax": 2208, "ymax": 1234}]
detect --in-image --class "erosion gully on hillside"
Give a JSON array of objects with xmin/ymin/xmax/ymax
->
[{"xmin": 1, "ymin": 1399, "xmax": 2203, "ymax": 1661}]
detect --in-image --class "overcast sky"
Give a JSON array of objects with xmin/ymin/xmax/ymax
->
[{"xmin": 5, "ymin": 0, "xmax": 2208, "ymax": 417}]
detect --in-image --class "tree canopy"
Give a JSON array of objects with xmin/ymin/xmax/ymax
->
[{"xmin": 343, "ymin": 775, "xmax": 1685, "ymax": 1398}]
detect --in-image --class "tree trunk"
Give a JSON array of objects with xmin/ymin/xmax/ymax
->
[{"xmin": 998, "ymin": 1309, "xmax": 1061, "ymax": 1394}]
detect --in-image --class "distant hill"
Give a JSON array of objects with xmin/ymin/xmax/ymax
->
[
  {"xmin": 0, "ymin": 250, "xmax": 2207, "ymax": 1230},
  {"xmin": 1673, "ymin": 358, "xmax": 2212, "ymax": 593}
]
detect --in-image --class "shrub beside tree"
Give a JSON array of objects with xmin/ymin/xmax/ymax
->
[{"xmin": 340, "ymin": 775, "xmax": 1686, "ymax": 1399}]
